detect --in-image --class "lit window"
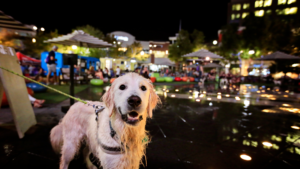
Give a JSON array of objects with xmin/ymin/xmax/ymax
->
[
  {"xmin": 285, "ymin": 7, "xmax": 298, "ymax": 14},
  {"xmin": 255, "ymin": 0, "xmax": 264, "ymax": 7},
  {"xmin": 236, "ymin": 13, "xmax": 240, "ymax": 18},
  {"xmin": 264, "ymin": 0, "xmax": 272, "ymax": 7},
  {"xmin": 266, "ymin": 9, "xmax": 272, "ymax": 14},
  {"xmin": 242, "ymin": 12, "xmax": 249, "ymax": 18},
  {"xmin": 243, "ymin": 3, "xmax": 250, "ymax": 9},
  {"xmin": 255, "ymin": 10, "xmax": 265, "ymax": 16},
  {"xmin": 232, "ymin": 4, "xmax": 241, "ymax": 10},
  {"xmin": 276, "ymin": 9, "xmax": 284, "ymax": 14},
  {"xmin": 288, "ymin": 0, "xmax": 296, "ymax": 4},
  {"xmin": 231, "ymin": 14, "xmax": 235, "ymax": 20},
  {"xmin": 278, "ymin": 0, "xmax": 287, "ymax": 5}
]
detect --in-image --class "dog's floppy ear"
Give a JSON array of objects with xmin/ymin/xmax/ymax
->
[
  {"xmin": 147, "ymin": 80, "xmax": 161, "ymax": 118},
  {"xmin": 101, "ymin": 83, "xmax": 115, "ymax": 117}
]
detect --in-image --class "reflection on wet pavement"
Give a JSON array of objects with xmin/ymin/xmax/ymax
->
[{"xmin": 1, "ymin": 83, "xmax": 300, "ymax": 169}]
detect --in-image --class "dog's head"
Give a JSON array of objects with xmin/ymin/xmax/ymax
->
[{"xmin": 102, "ymin": 73, "xmax": 160, "ymax": 126}]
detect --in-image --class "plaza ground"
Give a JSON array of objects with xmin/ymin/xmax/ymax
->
[{"xmin": 1, "ymin": 82, "xmax": 300, "ymax": 169}]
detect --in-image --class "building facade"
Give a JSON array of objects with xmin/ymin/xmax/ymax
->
[{"xmin": 228, "ymin": 0, "xmax": 300, "ymax": 25}]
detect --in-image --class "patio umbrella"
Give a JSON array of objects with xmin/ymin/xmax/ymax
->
[
  {"xmin": 255, "ymin": 51, "xmax": 300, "ymax": 60},
  {"xmin": 44, "ymin": 30, "xmax": 112, "ymax": 106},
  {"xmin": 183, "ymin": 49, "xmax": 223, "ymax": 59},
  {"xmin": 44, "ymin": 30, "xmax": 112, "ymax": 48}
]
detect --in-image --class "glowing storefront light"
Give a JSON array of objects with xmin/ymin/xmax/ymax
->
[
  {"xmin": 255, "ymin": 0, "xmax": 264, "ymax": 7},
  {"xmin": 288, "ymin": 0, "xmax": 296, "ymax": 4},
  {"xmin": 291, "ymin": 126, "xmax": 300, "ymax": 129},
  {"xmin": 207, "ymin": 98, "xmax": 211, "ymax": 100},
  {"xmin": 32, "ymin": 38, "xmax": 36, "ymax": 43},
  {"xmin": 171, "ymin": 94, "xmax": 175, "ymax": 97},
  {"xmin": 244, "ymin": 100, "xmax": 250, "ymax": 107},
  {"xmin": 205, "ymin": 56, "xmax": 210, "ymax": 61},
  {"xmin": 243, "ymin": 3, "xmax": 250, "ymax": 9},
  {"xmin": 217, "ymin": 95, "xmax": 222, "ymax": 99},
  {"xmin": 264, "ymin": 0, "xmax": 272, "ymax": 7},
  {"xmin": 278, "ymin": 0, "xmax": 287, "ymax": 5},
  {"xmin": 72, "ymin": 45, "xmax": 77, "ymax": 50},
  {"xmin": 240, "ymin": 154, "xmax": 252, "ymax": 161},
  {"xmin": 33, "ymin": 26, "xmax": 37, "ymax": 30},
  {"xmin": 196, "ymin": 99, "xmax": 200, "ymax": 102},
  {"xmin": 226, "ymin": 94, "xmax": 230, "ymax": 97},
  {"xmin": 262, "ymin": 141, "xmax": 273, "ymax": 147},
  {"xmin": 282, "ymin": 104, "xmax": 291, "ymax": 107},
  {"xmin": 189, "ymin": 96, "xmax": 193, "ymax": 99},
  {"xmin": 232, "ymin": 4, "xmax": 241, "ymax": 10},
  {"xmin": 114, "ymin": 36, "xmax": 128, "ymax": 41},
  {"xmin": 140, "ymin": 51, "xmax": 144, "ymax": 55},
  {"xmin": 175, "ymin": 89, "xmax": 179, "ymax": 92},
  {"xmin": 235, "ymin": 96, "xmax": 240, "ymax": 100},
  {"xmin": 255, "ymin": 10, "xmax": 264, "ymax": 17}
]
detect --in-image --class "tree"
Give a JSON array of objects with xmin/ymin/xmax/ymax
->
[
  {"xmin": 169, "ymin": 30, "xmax": 194, "ymax": 70},
  {"xmin": 125, "ymin": 41, "xmax": 148, "ymax": 60},
  {"xmin": 72, "ymin": 25, "xmax": 108, "ymax": 58},
  {"xmin": 74, "ymin": 25, "xmax": 104, "ymax": 39},
  {"xmin": 22, "ymin": 30, "xmax": 61, "ymax": 58},
  {"xmin": 190, "ymin": 29, "xmax": 206, "ymax": 51},
  {"xmin": 0, "ymin": 28, "xmax": 21, "ymax": 48}
]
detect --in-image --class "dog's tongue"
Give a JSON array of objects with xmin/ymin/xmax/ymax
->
[{"xmin": 128, "ymin": 116, "xmax": 138, "ymax": 121}]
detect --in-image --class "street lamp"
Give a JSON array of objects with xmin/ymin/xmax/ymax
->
[
  {"xmin": 213, "ymin": 40, "xmax": 218, "ymax": 45},
  {"xmin": 32, "ymin": 38, "xmax": 36, "ymax": 43},
  {"xmin": 205, "ymin": 56, "xmax": 210, "ymax": 61},
  {"xmin": 117, "ymin": 41, "xmax": 121, "ymax": 45},
  {"xmin": 248, "ymin": 50, "xmax": 255, "ymax": 55},
  {"xmin": 33, "ymin": 26, "xmax": 37, "ymax": 31},
  {"xmin": 40, "ymin": 27, "xmax": 45, "ymax": 31}
]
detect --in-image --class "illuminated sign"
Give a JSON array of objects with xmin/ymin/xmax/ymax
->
[{"xmin": 114, "ymin": 36, "xmax": 128, "ymax": 41}]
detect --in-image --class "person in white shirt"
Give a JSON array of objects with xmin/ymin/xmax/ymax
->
[{"xmin": 116, "ymin": 66, "xmax": 120, "ymax": 77}]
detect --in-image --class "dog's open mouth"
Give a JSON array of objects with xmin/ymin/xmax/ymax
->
[{"xmin": 127, "ymin": 111, "xmax": 139, "ymax": 125}]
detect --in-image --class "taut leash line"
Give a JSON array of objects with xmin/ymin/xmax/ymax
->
[{"xmin": 0, "ymin": 66, "xmax": 87, "ymax": 104}]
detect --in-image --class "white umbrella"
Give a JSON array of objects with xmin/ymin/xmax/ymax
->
[
  {"xmin": 183, "ymin": 49, "xmax": 223, "ymax": 59},
  {"xmin": 44, "ymin": 30, "xmax": 112, "ymax": 48},
  {"xmin": 255, "ymin": 51, "xmax": 300, "ymax": 60}
]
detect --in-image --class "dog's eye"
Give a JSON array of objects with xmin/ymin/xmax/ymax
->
[
  {"xmin": 141, "ymin": 85, "xmax": 147, "ymax": 91},
  {"xmin": 119, "ymin": 85, "xmax": 126, "ymax": 90}
]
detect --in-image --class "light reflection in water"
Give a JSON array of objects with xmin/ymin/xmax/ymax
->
[{"xmin": 240, "ymin": 154, "xmax": 252, "ymax": 161}]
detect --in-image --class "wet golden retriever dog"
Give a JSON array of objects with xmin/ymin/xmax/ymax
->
[{"xmin": 50, "ymin": 73, "xmax": 160, "ymax": 169}]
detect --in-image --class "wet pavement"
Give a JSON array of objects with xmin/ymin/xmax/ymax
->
[{"xmin": 1, "ymin": 83, "xmax": 300, "ymax": 169}]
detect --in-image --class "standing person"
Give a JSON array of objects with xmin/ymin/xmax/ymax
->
[
  {"xmin": 103, "ymin": 67, "xmax": 109, "ymax": 78},
  {"xmin": 46, "ymin": 46, "xmax": 58, "ymax": 85},
  {"xmin": 110, "ymin": 68, "xmax": 114, "ymax": 78},
  {"xmin": 199, "ymin": 63, "xmax": 203, "ymax": 78},
  {"xmin": 116, "ymin": 66, "xmax": 121, "ymax": 77},
  {"xmin": 142, "ymin": 66, "xmax": 150, "ymax": 79}
]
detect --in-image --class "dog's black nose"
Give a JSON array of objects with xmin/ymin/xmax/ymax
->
[{"xmin": 127, "ymin": 95, "xmax": 142, "ymax": 108}]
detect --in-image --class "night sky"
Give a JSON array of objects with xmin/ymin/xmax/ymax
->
[{"xmin": 2, "ymin": 0, "xmax": 230, "ymax": 42}]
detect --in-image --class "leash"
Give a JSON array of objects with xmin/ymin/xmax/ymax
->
[{"xmin": 0, "ymin": 66, "xmax": 87, "ymax": 104}]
